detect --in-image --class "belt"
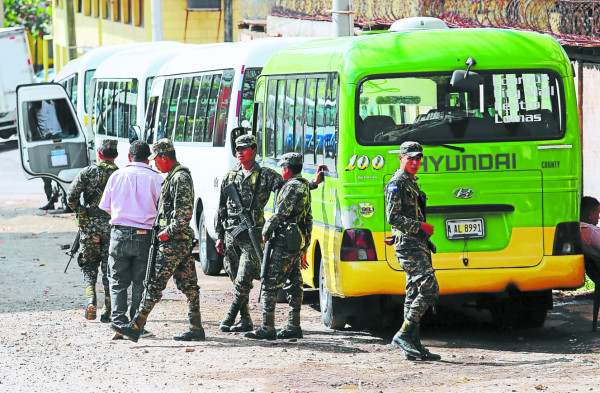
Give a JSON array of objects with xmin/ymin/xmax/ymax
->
[{"xmin": 112, "ymin": 225, "xmax": 151, "ymax": 233}]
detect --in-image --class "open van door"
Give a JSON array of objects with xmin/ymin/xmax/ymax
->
[{"xmin": 16, "ymin": 83, "xmax": 90, "ymax": 193}]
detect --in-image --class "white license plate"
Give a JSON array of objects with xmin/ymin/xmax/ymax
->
[{"xmin": 446, "ymin": 218, "xmax": 485, "ymax": 240}]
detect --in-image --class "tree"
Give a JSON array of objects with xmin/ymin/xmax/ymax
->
[{"xmin": 4, "ymin": 0, "xmax": 52, "ymax": 38}]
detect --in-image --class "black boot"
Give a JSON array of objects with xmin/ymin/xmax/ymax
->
[
  {"xmin": 174, "ymin": 312, "xmax": 206, "ymax": 341},
  {"xmin": 110, "ymin": 314, "xmax": 147, "ymax": 343},
  {"xmin": 245, "ymin": 312, "xmax": 276, "ymax": 340},
  {"xmin": 39, "ymin": 202, "xmax": 55, "ymax": 210},
  {"xmin": 392, "ymin": 321, "xmax": 421, "ymax": 358},
  {"xmin": 409, "ymin": 324, "xmax": 441, "ymax": 361},
  {"xmin": 277, "ymin": 310, "xmax": 303, "ymax": 339},
  {"xmin": 219, "ymin": 296, "xmax": 244, "ymax": 332},
  {"xmin": 230, "ymin": 300, "xmax": 253, "ymax": 332},
  {"xmin": 84, "ymin": 285, "xmax": 97, "ymax": 320},
  {"xmin": 100, "ymin": 295, "xmax": 111, "ymax": 323}
]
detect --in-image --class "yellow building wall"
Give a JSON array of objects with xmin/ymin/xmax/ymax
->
[{"xmin": 52, "ymin": 0, "xmax": 245, "ymax": 72}]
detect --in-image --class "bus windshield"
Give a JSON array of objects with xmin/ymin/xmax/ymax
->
[
  {"xmin": 357, "ymin": 71, "xmax": 563, "ymax": 145},
  {"xmin": 239, "ymin": 67, "xmax": 262, "ymax": 127}
]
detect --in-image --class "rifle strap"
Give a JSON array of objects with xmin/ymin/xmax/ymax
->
[{"xmin": 227, "ymin": 164, "xmax": 262, "ymax": 211}]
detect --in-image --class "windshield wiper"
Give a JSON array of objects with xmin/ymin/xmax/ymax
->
[{"xmin": 420, "ymin": 142, "xmax": 465, "ymax": 153}]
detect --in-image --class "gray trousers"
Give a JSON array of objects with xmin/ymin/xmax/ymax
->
[{"xmin": 108, "ymin": 225, "xmax": 152, "ymax": 324}]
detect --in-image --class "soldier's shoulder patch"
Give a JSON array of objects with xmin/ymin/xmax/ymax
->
[{"xmin": 387, "ymin": 184, "xmax": 398, "ymax": 192}]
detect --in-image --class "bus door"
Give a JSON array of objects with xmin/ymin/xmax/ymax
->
[{"xmin": 16, "ymin": 83, "xmax": 90, "ymax": 193}]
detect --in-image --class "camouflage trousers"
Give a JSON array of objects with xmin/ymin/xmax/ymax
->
[
  {"xmin": 78, "ymin": 227, "xmax": 110, "ymax": 296},
  {"xmin": 396, "ymin": 246, "xmax": 439, "ymax": 324},
  {"xmin": 223, "ymin": 230, "xmax": 261, "ymax": 301},
  {"xmin": 261, "ymin": 240, "xmax": 303, "ymax": 313},
  {"xmin": 137, "ymin": 238, "xmax": 200, "ymax": 317}
]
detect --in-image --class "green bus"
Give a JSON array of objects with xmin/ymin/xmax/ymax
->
[{"xmin": 252, "ymin": 20, "xmax": 584, "ymax": 329}]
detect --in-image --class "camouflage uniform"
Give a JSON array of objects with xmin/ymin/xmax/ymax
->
[
  {"xmin": 216, "ymin": 156, "xmax": 284, "ymax": 329},
  {"xmin": 66, "ymin": 139, "xmax": 118, "ymax": 321},
  {"xmin": 137, "ymin": 143, "xmax": 201, "ymax": 325},
  {"xmin": 385, "ymin": 141, "xmax": 441, "ymax": 361},
  {"xmin": 261, "ymin": 164, "xmax": 312, "ymax": 324}
]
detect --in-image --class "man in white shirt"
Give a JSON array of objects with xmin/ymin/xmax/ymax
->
[
  {"xmin": 99, "ymin": 141, "xmax": 163, "ymax": 337},
  {"xmin": 580, "ymin": 196, "xmax": 600, "ymax": 261}
]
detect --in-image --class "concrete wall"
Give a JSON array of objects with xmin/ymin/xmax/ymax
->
[{"xmin": 580, "ymin": 62, "xmax": 600, "ymax": 197}]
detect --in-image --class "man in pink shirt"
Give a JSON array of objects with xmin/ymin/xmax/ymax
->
[
  {"xmin": 581, "ymin": 196, "xmax": 600, "ymax": 261},
  {"xmin": 99, "ymin": 141, "xmax": 163, "ymax": 336}
]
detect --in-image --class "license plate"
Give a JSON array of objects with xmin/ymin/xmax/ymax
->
[{"xmin": 446, "ymin": 218, "xmax": 485, "ymax": 240}]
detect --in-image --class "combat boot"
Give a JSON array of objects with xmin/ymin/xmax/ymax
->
[
  {"xmin": 245, "ymin": 312, "xmax": 276, "ymax": 340},
  {"xmin": 84, "ymin": 285, "xmax": 97, "ymax": 320},
  {"xmin": 407, "ymin": 324, "xmax": 441, "ymax": 361},
  {"xmin": 100, "ymin": 295, "xmax": 111, "ymax": 323},
  {"xmin": 109, "ymin": 314, "xmax": 147, "ymax": 343},
  {"xmin": 230, "ymin": 300, "xmax": 253, "ymax": 332},
  {"xmin": 392, "ymin": 321, "xmax": 421, "ymax": 358},
  {"xmin": 277, "ymin": 310, "xmax": 303, "ymax": 339},
  {"xmin": 219, "ymin": 296, "xmax": 243, "ymax": 332},
  {"xmin": 174, "ymin": 312, "xmax": 206, "ymax": 341}
]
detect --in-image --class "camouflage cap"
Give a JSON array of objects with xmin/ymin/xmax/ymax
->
[
  {"xmin": 149, "ymin": 138, "xmax": 175, "ymax": 160},
  {"xmin": 278, "ymin": 152, "xmax": 303, "ymax": 168},
  {"xmin": 98, "ymin": 138, "xmax": 118, "ymax": 152},
  {"xmin": 399, "ymin": 141, "xmax": 423, "ymax": 158},
  {"xmin": 235, "ymin": 134, "xmax": 256, "ymax": 149}
]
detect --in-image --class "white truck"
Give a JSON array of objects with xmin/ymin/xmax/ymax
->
[{"xmin": 0, "ymin": 27, "xmax": 36, "ymax": 139}]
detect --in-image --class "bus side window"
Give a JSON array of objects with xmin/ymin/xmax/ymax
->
[
  {"xmin": 206, "ymin": 73, "xmax": 221, "ymax": 143},
  {"xmin": 129, "ymin": 80, "xmax": 138, "ymax": 131},
  {"xmin": 106, "ymin": 82, "xmax": 116, "ymax": 137},
  {"xmin": 283, "ymin": 78, "xmax": 296, "ymax": 155},
  {"xmin": 315, "ymin": 78, "xmax": 327, "ymax": 165},
  {"xmin": 165, "ymin": 78, "xmax": 182, "ymax": 140},
  {"xmin": 304, "ymin": 78, "xmax": 317, "ymax": 165},
  {"xmin": 184, "ymin": 77, "xmax": 200, "ymax": 143},
  {"xmin": 265, "ymin": 78, "xmax": 277, "ymax": 158},
  {"xmin": 157, "ymin": 78, "xmax": 174, "ymax": 140},
  {"xmin": 117, "ymin": 81, "xmax": 128, "ymax": 138},
  {"xmin": 213, "ymin": 69, "xmax": 234, "ymax": 147},
  {"xmin": 144, "ymin": 96, "xmax": 158, "ymax": 143},
  {"xmin": 193, "ymin": 74, "xmax": 211, "ymax": 142},
  {"xmin": 294, "ymin": 78, "xmax": 306, "ymax": 155},
  {"xmin": 324, "ymin": 74, "xmax": 338, "ymax": 169},
  {"xmin": 94, "ymin": 81, "xmax": 106, "ymax": 136},
  {"xmin": 254, "ymin": 101, "xmax": 264, "ymax": 161},
  {"xmin": 275, "ymin": 79, "xmax": 285, "ymax": 158},
  {"xmin": 174, "ymin": 77, "xmax": 192, "ymax": 142}
]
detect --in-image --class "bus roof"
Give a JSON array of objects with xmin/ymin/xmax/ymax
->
[
  {"xmin": 55, "ymin": 41, "xmax": 181, "ymax": 82},
  {"xmin": 156, "ymin": 37, "xmax": 318, "ymax": 77},
  {"xmin": 92, "ymin": 42, "xmax": 190, "ymax": 80},
  {"xmin": 261, "ymin": 29, "xmax": 571, "ymax": 82}
]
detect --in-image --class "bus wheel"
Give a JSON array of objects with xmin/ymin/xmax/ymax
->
[
  {"xmin": 198, "ymin": 211, "xmax": 223, "ymax": 276},
  {"xmin": 319, "ymin": 262, "xmax": 347, "ymax": 329}
]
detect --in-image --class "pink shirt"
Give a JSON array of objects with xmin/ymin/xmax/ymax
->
[
  {"xmin": 580, "ymin": 222, "xmax": 600, "ymax": 261},
  {"xmin": 99, "ymin": 162, "xmax": 164, "ymax": 230}
]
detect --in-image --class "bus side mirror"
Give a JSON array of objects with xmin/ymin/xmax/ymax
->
[
  {"xmin": 230, "ymin": 126, "xmax": 247, "ymax": 156},
  {"xmin": 450, "ymin": 69, "xmax": 480, "ymax": 92},
  {"xmin": 129, "ymin": 125, "xmax": 141, "ymax": 143}
]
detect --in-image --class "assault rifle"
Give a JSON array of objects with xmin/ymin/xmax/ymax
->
[
  {"xmin": 64, "ymin": 229, "xmax": 82, "ymax": 273},
  {"xmin": 258, "ymin": 189, "xmax": 279, "ymax": 302},
  {"xmin": 144, "ymin": 224, "xmax": 160, "ymax": 291},
  {"xmin": 223, "ymin": 183, "xmax": 264, "ymax": 263}
]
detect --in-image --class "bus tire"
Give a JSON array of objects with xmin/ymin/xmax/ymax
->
[
  {"xmin": 198, "ymin": 211, "xmax": 223, "ymax": 276},
  {"xmin": 319, "ymin": 262, "xmax": 347, "ymax": 329}
]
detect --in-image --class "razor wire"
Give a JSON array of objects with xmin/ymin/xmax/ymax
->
[{"xmin": 256, "ymin": 0, "xmax": 600, "ymax": 46}]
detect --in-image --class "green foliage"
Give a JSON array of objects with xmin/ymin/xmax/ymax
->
[{"xmin": 4, "ymin": 0, "xmax": 52, "ymax": 38}]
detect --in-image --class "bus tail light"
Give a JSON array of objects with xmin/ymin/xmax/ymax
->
[
  {"xmin": 552, "ymin": 222, "xmax": 582, "ymax": 255},
  {"xmin": 340, "ymin": 229, "xmax": 377, "ymax": 261}
]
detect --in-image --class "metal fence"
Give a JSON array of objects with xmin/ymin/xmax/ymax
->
[{"xmin": 264, "ymin": 0, "xmax": 600, "ymax": 45}]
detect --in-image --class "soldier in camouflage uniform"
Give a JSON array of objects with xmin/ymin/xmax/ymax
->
[
  {"xmin": 215, "ymin": 135, "xmax": 322, "ymax": 333},
  {"xmin": 384, "ymin": 141, "xmax": 441, "ymax": 361},
  {"xmin": 245, "ymin": 152, "xmax": 312, "ymax": 340},
  {"xmin": 110, "ymin": 139, "xmax": 205, "ymax": 342},
  {"xmin": 66, "ymin": 139, "xmax": 119, "ymax": 322}
]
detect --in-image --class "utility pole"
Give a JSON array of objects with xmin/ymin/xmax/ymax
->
[
  {"xmin": 65, "ymin": 0, "xmax": 77, "ymax": 61},
  {"xmin": 151, "ymin": 0, "xmax": 163, "ymax": 41},
  {"xmin": 331, "ymin": 0, "xmax": 353, "ymax": 37},
  {"xmin": 224, "ymin": 0, "xmax": 232, "ymax": 42}
]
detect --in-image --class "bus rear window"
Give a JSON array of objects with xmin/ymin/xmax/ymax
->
[{"xmin": 357, "ymin": 71, "xmax": 563, "ymax": 145}]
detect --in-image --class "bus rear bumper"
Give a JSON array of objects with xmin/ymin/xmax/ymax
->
[{"xmin": 333, "ymin": 254, "xmax": 585, "ymax": 297}]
